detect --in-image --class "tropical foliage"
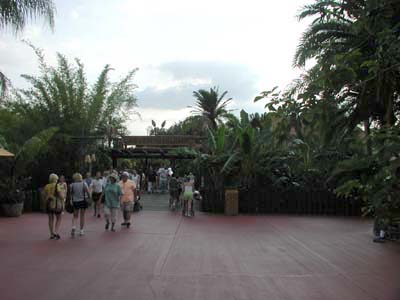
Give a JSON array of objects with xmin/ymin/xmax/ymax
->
[
  {"xmin": 294, "ymin": 0, "xmax": 400, "ymax": 129},
  {"xmin": 1, "ymin": 0, "xmax": 399, "ymax": 229},
  {"xmin": 165, "ymin": 115, "xmax": 207, "ymax": 136},
  {"xmin": 0, "ymin": 44, "xmax": 138, "ymax": 184},
  {"xmin": 165, "ymin": 1, "xmax": 400, "ymax": 225}
]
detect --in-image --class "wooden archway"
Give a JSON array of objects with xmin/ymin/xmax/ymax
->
[{"xmin": 110, "ymin": 135, "xmax": 203, "ymax": 168}]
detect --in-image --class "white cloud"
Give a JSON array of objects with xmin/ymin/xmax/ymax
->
[
  {"xmin": 70, "ymin": 10, "xmax": 79, "ymax": 20},
  {"xmin": 128, "ymin": 107, "xmax": 192, "ymax": 135},
  {"xmin": 61, "ymin": 38, "xmax": 82, "ymax": 51},
  {"xmin": 23, "ymin": 25, "xmax": 43, "ymax": 39}
]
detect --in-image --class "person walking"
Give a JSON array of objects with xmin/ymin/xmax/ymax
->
[
  {"xmin": 131, "ymin": 169, "xmax": 141, "ymax": 198},
  {"xmin": 158, "ymin": 166, "xmax": 168, "ymax": 193},
  {"xmin": 58, "ymin": 175, "xmax": 68, "ymax": 213},
  {"xmin": 102, "ymin": 171, "xmax": 110, "ymax": 194},
  {"xmin": 119, "ymin": 171, "xmax": 136, "ymax": 228},
  {"xmin": 155, "ymin": 167, "xmax": 160, "ymax": 192},
  {"xmin": 169, "ymin": 174, "xmax": 180, "ymax": 209},
  {"xmin": 84, "ymin": 172, "xmax": 93, "ymax": 206},
  {"xmin": 147, "ymin": 168, "xmax": 156, "ymax": 194},
  {"xmin": 90, "ymin": 171, "xmax": 103, "ymax": 218},
  {"xmin": 102, "ymin": 173, "xmax": 123, "ymax": 232},
  {"xmin": 182, "ymin": 176, "xmax": 195, "ymax": 217},
  {"xmin": 84, "ymin": 172, "xmax": 93, "ymax": 188},
  {"xmin": 140, "ymin": 170, "xmax": 146, "ymax": 193},
  {"xmin": 70, "ymin": 173, "xmax": 90, "ymax": 237},
  {"xmin": 58, "ymin": 175, "xmax": 68, "ymax": 200},
  {"xmin": 44, "ymin": 173, "xmax": 64, "ymax": 239}
]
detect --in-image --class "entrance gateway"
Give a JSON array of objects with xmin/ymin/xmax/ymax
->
[{"xmin": 110, "ymin": 135, "xmax": 203, "ymax": 168}]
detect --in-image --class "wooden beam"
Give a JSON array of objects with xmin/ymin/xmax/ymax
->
[{"xmin": 121, "ymin": 135, "xmax": 203, "ymax": 147}]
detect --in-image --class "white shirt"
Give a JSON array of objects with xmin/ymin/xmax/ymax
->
[
  {"xmin": 102, "ymin": 177, "xmax": 109, "ymax": 189},
  {"xmin": 131, "ymin": 174, "xmax": 140, "ymax": 187},
  {"xmin": 158, "ymin": 168, "xmax": 168, "ymax": 180},
  {"xmin": 91, "ymin": 178, "xmax": 104, "ymax": 193}
]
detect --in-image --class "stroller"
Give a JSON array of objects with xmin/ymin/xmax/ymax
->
[{"xmin": 133, "ymin": 195, "xmax": 143, "ymax": 212}]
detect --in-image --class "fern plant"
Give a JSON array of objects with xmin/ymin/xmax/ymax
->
[
  {"xmin": 333, "ymin": 127, "xmax": 400, "ymax": 232},
  {"xmin": 0, "ymin": 127, "xmax": 58, "ymax": 204}
]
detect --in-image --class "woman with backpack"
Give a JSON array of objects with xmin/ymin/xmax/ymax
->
[
  {"xmin": 44, "ymin": 173, "xmax": 64, "ymax": 240},
  {"xmin": 70, "ymin": 173, "xmax": 90, "ymax": 237}
]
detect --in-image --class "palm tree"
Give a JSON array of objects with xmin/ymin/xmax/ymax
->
[
  {"xmin": 192, "ymin": 87, "xmax": 232, "ymax": 130},
  {"xmin": 0, "ymin": 0, "xmax": 56, "ymax": 98},
  {"xmin": 0, "ymin": 0, "xmax": 55, "ymax": 33}
]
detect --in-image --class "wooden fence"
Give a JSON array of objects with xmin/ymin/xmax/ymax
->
[
  {"xmin": 200, "ymin": 187, "xmax": 362, "ymax": 216},
  {"xmin": 201, "ymin": 188, "xmax": 225, "ymax": 213}
]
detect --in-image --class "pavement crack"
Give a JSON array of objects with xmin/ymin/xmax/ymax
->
[{"xmin": 154, "ymin": 214, "xmax": 184, "ymax": 276}]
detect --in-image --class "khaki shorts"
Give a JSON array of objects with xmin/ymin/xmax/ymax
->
[
  {"xmin": 122, "ymin": 201, "xmax": 134, "ymax": 212},
  {"xmin": 104, "ymin": 206, "xmax": 118, "ymax": 223}
]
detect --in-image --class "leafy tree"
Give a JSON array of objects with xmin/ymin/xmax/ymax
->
[
  {"xmin": 166, "ymin": 115, "xmax": 207, "ymax": 136},
  {"xmin": 1, "ymin": 45, "xmax": 138, "ymax": 181},
  {"xmin": 333, "ymin": 126, "xmax": 400, "ymax": 234},
  {"xmin": 225, "ymin": 110, "xmax": 265, "ymax": 187},
  {"xmin": 17, "ymin": 44, "xmax": 138, "ymax": 137}
]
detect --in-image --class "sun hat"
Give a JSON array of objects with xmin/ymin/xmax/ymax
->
[{"xmin": 109, "ymin": 173, "xmax": 119, "ymax": 181}]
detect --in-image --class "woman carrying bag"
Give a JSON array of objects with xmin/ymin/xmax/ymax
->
[{"xmin": 44, "ymin": 173, "xmax": 64, "ymax": 240}]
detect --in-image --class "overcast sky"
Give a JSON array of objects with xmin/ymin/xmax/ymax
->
[{"xmin": 0, "ymin": 0, "xmax": 312, "ymax": 135}]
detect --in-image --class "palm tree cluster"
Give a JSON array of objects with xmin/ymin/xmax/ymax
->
[
  {"xmin": 169, "ymin": 1, "xmax": 400, "ymax": 221},
  {"xmin": 0, "ymin": 0, "xmax": 399, "ymax": 224},
  {"xmin": 294, "ymin": 0, "xmax": 400, "ymax": 129}
]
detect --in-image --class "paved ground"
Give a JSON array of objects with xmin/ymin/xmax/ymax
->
[
  {"xmin": 140, "ymin": 192, "xmax": 171, "ymax": 211},
  {"xmin": 0, "ymin": 208, "xmax": 399, "ymax": 300}
]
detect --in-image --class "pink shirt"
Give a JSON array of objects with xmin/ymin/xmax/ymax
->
[{"xmin": 119, "ymin": 179, "xmax": 136, "ymax": 202}]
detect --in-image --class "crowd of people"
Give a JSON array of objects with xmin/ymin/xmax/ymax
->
[{"xmin": 43, "ymin": 167, "xmax": 200, "ymax": 240}]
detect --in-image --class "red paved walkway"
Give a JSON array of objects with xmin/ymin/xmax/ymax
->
[{"xmin": 0, "ymin": 212, "xmax": 399, "ymax": 300}]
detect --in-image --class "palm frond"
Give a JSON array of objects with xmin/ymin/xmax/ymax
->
[
  {"xmin": 15, "ymin": 126, "xmax": 58, "ymax": 171},
  {"xmin": 0, "ymin": 0, "xmax": 56, "ymax": 33}
]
